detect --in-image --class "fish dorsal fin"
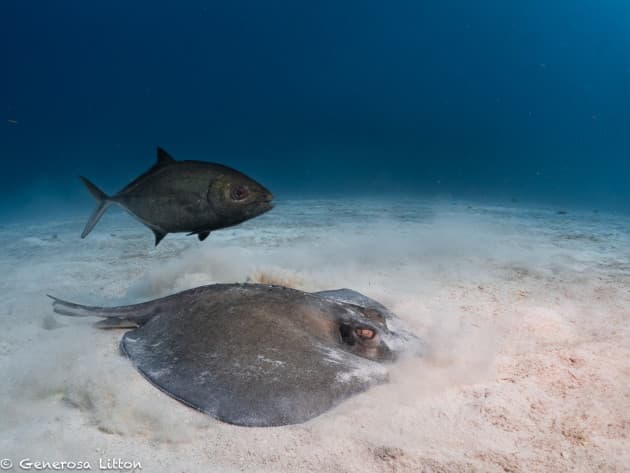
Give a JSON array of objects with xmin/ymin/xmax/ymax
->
[
  {"xmin": 117, "ymin": 149, "xmax": 175, "ymax": 195},
  {"xmin": 156, "ymin": 147, "xmax": 176, "ymax": 166}
]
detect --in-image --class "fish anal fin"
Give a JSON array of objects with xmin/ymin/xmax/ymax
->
[
  {"xmin": 185, "ymin": 230, "xmax": 211, "ymax": 241},
  {"xmin": 156, "ymin": 147, "xmax": 176, "ymax": 166},
  {"xmin": 153, "ymin": 230, "xmax": 167, "ymax": 246}
]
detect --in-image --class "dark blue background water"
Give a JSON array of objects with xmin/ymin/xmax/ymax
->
[{"xmin": 2, "ymin": 1, "xmax": 629, "ymax": 218}]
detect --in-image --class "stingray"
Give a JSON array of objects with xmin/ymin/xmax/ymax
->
[{"xmin": 49, "ymin": 284, "xmax": 416, "ymax": 427}]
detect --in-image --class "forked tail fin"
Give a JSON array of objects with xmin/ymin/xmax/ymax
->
[{"xmin": 79, "ymin": 176, "xmax": 113, "ymax": 238}]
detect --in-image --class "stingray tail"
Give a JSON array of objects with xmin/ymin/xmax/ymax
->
[
  {"xmin": 79, "ymin": 176, "xmax": 114, "ymax": 238},
  {"xmin": 47, "ymin": 295, "xmax": 157, "ymax": 329}
]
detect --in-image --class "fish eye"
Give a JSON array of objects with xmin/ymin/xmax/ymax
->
[
  {"xmin": 355, "ymin": 327, "xmax": 376, "ymax": 340},
  {"xmin": 230, "ymin": 185, "xmax": 250, "ymax": 201}
]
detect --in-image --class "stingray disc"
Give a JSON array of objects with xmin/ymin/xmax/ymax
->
[
  {"xmin": 119, "ymin": 285, "xmax": 393, "ymax": 426},
  {"xmin": 50, "ymin": 284, "xmax": 409, "ymax": 426}
]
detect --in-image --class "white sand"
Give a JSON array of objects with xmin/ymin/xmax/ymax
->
[{"xmin": 0, "ymin": 199, "xmax": 628, "ymax": 472}]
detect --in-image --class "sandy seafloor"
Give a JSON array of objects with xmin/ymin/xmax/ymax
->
[{"xmin": 0, "ymin": 198, "xmax": 628, "ymax": 473}]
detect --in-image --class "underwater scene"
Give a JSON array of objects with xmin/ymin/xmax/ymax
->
[{"xmin": 1, "ymin": 1, "xmax": 629, "ymax": 472}]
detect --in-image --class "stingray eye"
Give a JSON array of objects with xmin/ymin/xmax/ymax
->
[
  {"xmin": 230, "ymin": 185, "xmax": 249, "ymax": 201},
  {"xmin": 355, "ymin": 327, "xmax": 375, "ymax": 340}
]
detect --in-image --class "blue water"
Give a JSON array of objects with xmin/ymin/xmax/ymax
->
[{"xmin": 2, "ymin": 1, "xmax": 630, "ymax": 219}]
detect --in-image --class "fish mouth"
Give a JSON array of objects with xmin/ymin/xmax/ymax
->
[
  {"xmin": 262, "ymin": 192, "xmax": 274, "ymax": 208},
  {"xmin": 255, "ymin": 197, "xmax": 274, "ymax": 214}
]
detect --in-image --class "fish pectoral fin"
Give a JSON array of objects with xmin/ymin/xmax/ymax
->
[{"xmin": 153, "ymin": 229, "xmax": 167, "ymax": 246}]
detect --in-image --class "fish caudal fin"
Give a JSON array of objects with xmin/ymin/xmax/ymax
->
[{"xmin": 79, "ymin": 176, "xmax": 113, "ymax": 238}]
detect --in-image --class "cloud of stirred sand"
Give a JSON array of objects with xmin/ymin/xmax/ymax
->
[
  {"xmin": 2, "ymin": 207, "xmax": 573, "ymax": 449},
  {"xmin": 124, "ymin": 213, "xmax": 535, "ymax": 397}
]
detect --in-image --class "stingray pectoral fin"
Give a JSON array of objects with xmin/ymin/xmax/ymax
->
[
  {"xmin": 121, "ymin": 325, "xmax": 388, "ymax": 427},
  {"xmin": 314, "ymin": 289, "xmax": 391, "ymax": 314},
  {"xmin": 95, "ymin": 318, "xmax": 140, "ymax": 329},
  {"xmin": 48, "ymin": 295, "xmax": 161, "ymax": 328}
]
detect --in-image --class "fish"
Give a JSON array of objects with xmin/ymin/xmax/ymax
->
[
  {"xmin": 80, "ymin": 148, "xmax": 274, "ymax": 245},
  {"xmin": 49, "ymin": 284, "xmax": 419, "ymax": 426}
]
